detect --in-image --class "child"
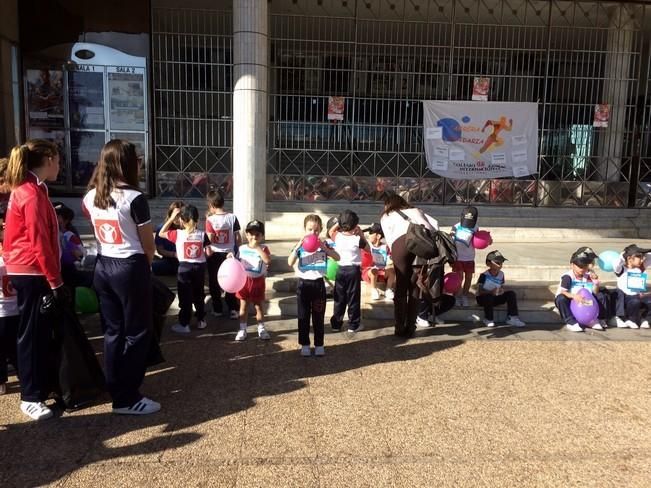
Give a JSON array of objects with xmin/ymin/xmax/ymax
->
[
  {"xmin": 450, "ymin": 206, "xmax": 484, "ymax": 307},
  {"xmin": 0, "ymin": 214, "xmax": 19, "ymax": 395},
  {"xmin": 328, "ymin": 210, "xmax": 369, "ymax": 333},
  {"xmin": 361, "ymin": 223, "xmax": 395, "ymax": 301},
  {"xmin": 323, "ymin": 217, "xmax": 338, "ymax": 294},
  {"xmin": 233, "ymin": 220, "xmax": 271, "ymax": 341},
  {"xmin": 613, "ymin": 244, "xmax": 651, "ymax": 329},
  {"xmin": 475, "ymin": 250, "xmax": 526, "ymax": 328},
  {"xmin": 205, "ymin": 190, "xmax": 241, "ymax": 319},
  {"xmin": 54, "ymin": 203, "xmax": 91, "ymax": 289},
  {"xmin": 554, "ymin": 247, "xmax": 609, "ymax": 332},
  {"xmin": 159, "ymin": 205, "xmax": 211, "ymax": 334},
  {"xmin": 288, "ymin": 214, "xmax": 340, "ymax": 356},
  {"xmin": 152, "ymin": 201, "xmax": 182, "ymax": 276}
]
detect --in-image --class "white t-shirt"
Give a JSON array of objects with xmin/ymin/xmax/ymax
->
[
  {"xmin": 614, "ymin": 254, "xmax": 649, "ymax": 296},
  {"xmin": 334, "ymin": 233, "xmax": 363, "ymax": 266},
  {"xmin": 556, "ymin": 271, "xmax": 596, "ymax": 297},
  {"xmin": 367, "ymin": 243, "xmax": 390, "ymax": 269},
  {"xmin": 380, "ymin": 208, "xmax": 439, "ymax": 249},
  {"xmin": 0, "ymin": 257, "xmax": 18, "ymax": 317},
  {"xmin": 83, "ymin": 187, "xmax": 150, "ymax": 258},
  {"xmin": 239, "ymin": 245, "xmax": 270, "ymax": 278},
  {"xmin": 206, "ymin": 213, "xmax": 240, "ymax": 253},
  {"xmin": 166, "ymin": 229, "xmax": 208, "ymax": 264},
  {"xmin": 452, "ymin": 222, "xmax": 478, "ymax": 262},
  {"xmin": 477, "ymin": 270, "xmax": 504, "ymax": 292}
]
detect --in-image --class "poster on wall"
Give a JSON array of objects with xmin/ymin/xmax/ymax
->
[
  {"xmin": 593, "ymin": 103, "xmax": 610, "ymax": 128},
  {"xmin": 68, "ymin": 69, "xmax": 105, "ymax": 130},
  {"xmin": 422, "ymin": 101, "xmax": 539, "ymax": 179},
  {"xmin": 108, "ymin": 68, "xmax": 146, "ymax": 131},
  {"xmin": 26, "ymin": 69, "xmax": 64, "ymax": 129},
  {"xmin": 71, "ymin": 131, "xmax": 105, "ymax": 187},
  {"xmin": 472, "ymin": 77, "xmax": 490, "ymax": 101},
  {"xmin": 327, "ymin": 96, "xmax": 345, "ymax": 121}
]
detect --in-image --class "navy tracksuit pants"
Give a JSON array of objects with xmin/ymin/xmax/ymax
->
[
  {"xmin": 555, "ymin": 290, "xmax": 610, "ymax": 325},
  {"xmin": 476, "ymin": 291, "xmax": 519, "ymax": 321},
  {"xmin": 615, "ymin": 289, "xmax": 651, "ymax": 323},
  {"xmin": 207, "ymin": 252, "xmax": 239, "ymax": 314},
  {"xmin": 418, "ymin": 294, "xmax": 456, "ymax": 321},
  {"xmin": 330, "ymin": 265, "xmax": 361, "ymax": 330},
  {"xmin": 9, "ymin": 275, "xmax": 51, "ymax": 401},
  {"xmin": 297, "ymin": 278, "xmax": 326, "ymax": 347},
  {"xmin": 0, "ymin": 315, "xmax": 18, "ymax": 384},
  {"xmin": 177, "ymin": 262, "xmax": 206, "ymax": 325},
  {"xmin": 94, "ymin": 254, "xmax": 152, "ymax": 409}
]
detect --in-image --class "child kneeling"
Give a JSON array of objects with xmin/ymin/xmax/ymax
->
[{"xmin": 475, "ymin": 250, "xmax": 525, "ymax": 328}]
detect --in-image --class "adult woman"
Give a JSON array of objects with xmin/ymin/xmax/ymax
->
[
  {"xmin": 83, "ymin": 139, "xmax": 159, "ymax": 415},
  {"xmin": 380, "ymin": 194, "xmax": 439, "ymax": 337},
  {"xmin": 4, "ymin": 140, "xmax": 62, "ymax": 420}
]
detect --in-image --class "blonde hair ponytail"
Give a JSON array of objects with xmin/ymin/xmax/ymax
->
[{"xmin": 6, "ymin": 140, "xmax": 58, "ymax": 189}]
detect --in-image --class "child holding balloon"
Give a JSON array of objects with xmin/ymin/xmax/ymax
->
[
  {"xmin": 554, "ymin": 247, "xmax": 608, "ymax": 332},
  {"xmin": 288, "ymin": 214, "xmax": 340, "ymax": 356},
  {"xmin": 231, "ymin": 220, "xmax": 272, "ymax": 341},
  {"xmin": 159, "ymin": 205, "xmax": 211, "ymax": 334},
  {"xmin": 361, "ymin": 223, "xmax": 394, "ymax": 301},
  {"xmin": 475, "ymin": 250, "xmax": 525, "ymax": 328},
  {"xmin": 612, "ymin": 244, "xmax": 651, "ymax": 329}
]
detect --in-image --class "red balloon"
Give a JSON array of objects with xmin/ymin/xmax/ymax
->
[
  {"xmin": 443, "ymin": 272, "xmax": 462, "ymax": 294},
  {"xmin": 302, "ymin": 233, "xmax": 321, "ymax": 253}
]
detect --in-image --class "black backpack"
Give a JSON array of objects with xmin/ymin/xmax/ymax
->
[{"xmin": 396, "ymin": 209, "xmax": 456, "ymax": 262}]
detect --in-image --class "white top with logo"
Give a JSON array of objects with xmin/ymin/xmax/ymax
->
[
  {"xmin": 166, "ymin": 229, "xmax": 208, "ymax": 264},
  {"xmin": 206, "ymin": 213, "xmax": 240, "ymax": 253},
  {"xmin": 616, "ymin": 266, "xmax": 647, "ymax": 296},
  {"xmin": 369, "ymin": 243, "xmax": 389, "ymax": 269},
  {"xmin": 452, "ymin": 223, "xmax": 478, "ymax": 262},
  {"xmin": 335, "ymin": 233, "xmax": 363, "ymax": 266},
  {"xmin": 295, "ymin": 245, "xmax": 329, "ymax": 280},
  {"xmin": 0, "ymin": 257, "xmax": 18, "ymax": 317},
  {"xmin": 478, "ymin": 270, "xmax": 504, "ymax": 292},
  {"xmin": 556, "ymin": 271, "xmax": 596, "ymax": 297},
  {"xmin": 83, "ymin": 187, "xmax": 151, "ymax": 258},
  {"xmin": 239, "ymin": 245, "xmax": 270, "ymax": 278}
]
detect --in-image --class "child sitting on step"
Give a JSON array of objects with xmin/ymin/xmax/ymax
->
[
  {"xmin": 361, "ymin": 223, "xmax": 394, "ymax": 301},
  {"xmin": 475, "ymin": 250, "xmax": 526, "ymax": 328},
  {"xmin": 613, "ymin": 244, "xmax": 651, "ymax": 329}
]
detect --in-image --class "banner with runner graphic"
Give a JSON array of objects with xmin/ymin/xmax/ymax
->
[{"xmin": 422, "ymin": 101, "xmax": 539, "ymax": 179}]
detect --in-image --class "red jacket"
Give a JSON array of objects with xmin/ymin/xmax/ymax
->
[{"xmin": 4, "ymin": 172, "xmax": 62, "ymax": 289}]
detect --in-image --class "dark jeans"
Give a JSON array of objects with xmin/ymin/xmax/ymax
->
[
  {"xmin": 177, "ymin": 262, "xmax": 206, "ymax": 325},
  {"xmin": 0, "ymin": 315, "xmax": 19, "ymax": 384},
  {"xmin": 297, "ymin": 278, "xmax": 326, "ymax": 347},
  {"xmin": 418, "ymin": 294, "xmax": 456, "ymax": 321},
  {"xmin": 391, "ymin": 235, "xmax": 419, "ymax": 336},
  {"xmin": 555, "ymin": 290, "xmax": 610, "ymax": 325},
  {"xmin": 94, "ymin": 254, "xmax": 152, "ymax": 409},
  {"xmin": 615, "ymin": 289, "xmax": 651, "ymax": 323},
  {"xmin": 10, "ymin": 275, "xmax": 53, "ymax": 402},
  {"xmin": 207, "ymin": 252, "xmax": 239, "ymax": 313},
  {"xmin": 330, "ymin": 265, "xmax": 361, "ymax": 330},
  {"xmin": 476, "ymin": 291, "xmax": 518, "ymax": 320}
]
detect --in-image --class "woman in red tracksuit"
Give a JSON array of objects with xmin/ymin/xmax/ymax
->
[{"xmin": 4, "ymin": 139, "xmax": 63, "ymax": 421}]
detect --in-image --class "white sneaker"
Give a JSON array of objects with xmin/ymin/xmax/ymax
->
[
  {"xmin": 385, "ymin": 289, "xmax": 395, "ymax": 300},
  {"xmin": 615, "ymin": 316, "xmax": 628, "ymax": 328},
  {"xmin": 483, "ymin": 319, "xmax": 495, "ymax": 327},
  {"xmin": 235, "ymin": 329, "xmax": 247, "ymax": 341},
  {"xmin": 371, "ymin": 288, "xmax": 381, "ymax": 300},
  {"xmin": 416, "ymin": 317, "xmax": 431, "ymax": 328},
  {"xmin": 171, "ymin": 324, "xmax": 191, "ymax": 334},
  {"xmin": 257, "ymin": 325, "xmax": 271, "ymax": 340},
  {"xmin": 625, "ymin": 320, "xmax": 639, "ymax": 329},
  {"xmin": 300, "ymin": 345, "xmax": 311, "ymax": 357},
  {"xmin": 197, "ymin": 320, "xmax": 207, "ymax": 330},
  {"xmin": 506, "ymin": 316, "xmax": 526, "ymax": 327},
  {"xmin": 641, "ymin": 320, "xmax": 650, "ymax": 329},
  {"xmin": 566, "ymin": 323, "xmax": 583, "ymax": 333},
  {"xmin": 229, "ymin": 310, "xmax": 240, "ymax": 320},
  {"xmin": 314, "ymin": 346, "xmax": 325, "ymax": 356},
  {"xmin": 112, "ymin": 397, "xmax": 161, "ymax": 415},
  {"xmin": 347, "ymin": 324, "xmax": 364, "ymax": 333},
  {"xmin": 587, "ymin": 320, "xmax": 604, "ymax": 331},
  {"xmin": 20, "ymin": 401, "xmax": 53, "ymax": 421}
]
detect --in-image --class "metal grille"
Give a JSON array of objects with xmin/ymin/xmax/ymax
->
[{"xmin": 152, "ymin": 7, "xmax": 233, "ymax": 198}]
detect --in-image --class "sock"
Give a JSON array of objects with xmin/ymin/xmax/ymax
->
[
  {"xmin": 257, "ymin": 322, "xmax": 265, "ymax": 329},
  {"xmin": 239, "ymin": 322, "xmax": 247, "ymax": 330}
]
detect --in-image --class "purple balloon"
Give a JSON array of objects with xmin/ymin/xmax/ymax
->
[{"xmin": 569, "ymin": 287, "xmax": 599, "ymax": 325}]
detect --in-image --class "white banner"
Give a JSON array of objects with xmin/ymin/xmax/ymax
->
[{"xmin": 423, "ymin": 101, "xmax": 539, "ymax": 179}]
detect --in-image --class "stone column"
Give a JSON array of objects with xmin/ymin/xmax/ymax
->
[{"xmin": 232, "ymin": 0, "xmax": 268, "ymax": 226}]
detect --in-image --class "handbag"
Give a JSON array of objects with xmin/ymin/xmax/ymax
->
[{"xmin": 395, "ymin": 209, "xmax": 438, "ymax": 259}]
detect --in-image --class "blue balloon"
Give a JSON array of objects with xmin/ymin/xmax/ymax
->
[{"xmin": 597, "ymin": 250, "xmax": 620, "ymax": 272}]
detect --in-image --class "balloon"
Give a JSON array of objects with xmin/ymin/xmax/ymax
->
[
  {"xmin": 472, "ymin": 230, "xmax": 492, "ymax": 250},
  {"xmin": 569, "ymin": 287, "xmax": 599, "ymax": 326},
  {"xmin": 302, "ymin": 234, "xmax": 320, "ymax": 253},
  {"xmin": 75, "ymin": 286, "xmax": 99, "ymax": 314},
  {"xmin": 326, "ymin": 258, "xmax": 339, "ymax": 281},
  {"xmin": 443, "ymin": 272, "xmax": 462, "ymax": 295},
  {"xmin": 597, "ymin": 250, "xmax": 620, "ymax": 272},
  {"xmin": 217, "ymin": 258, "xmax": 247, "ymax": 293}
]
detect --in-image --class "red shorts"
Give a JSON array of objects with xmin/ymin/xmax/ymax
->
[
  {"xmin": 362, "ymin": 267, "xmax": 387, "ymax": 283},
  {"xmin": 236, "ymin": 276, "xmax": 266, "ymax": 302},
  {"xmin": 452, "ymin": 260, "xmax": 475, "ymax": 274}
]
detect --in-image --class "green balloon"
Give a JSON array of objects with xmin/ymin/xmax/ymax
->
[
  {"xmin": 325, "ymin": 258, "xmax": 339, "ymax": 281},
  {"xmin": 75, "ymin": 286, "xmax": 99, "ymax": 314}
]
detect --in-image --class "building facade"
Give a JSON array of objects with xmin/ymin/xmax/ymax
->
[{"xmin": 2, "ymin": 0, "xmax": 651, "ymax": 222}]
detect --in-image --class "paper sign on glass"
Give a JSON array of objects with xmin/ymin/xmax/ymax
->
[
  {"xmin": 430, "ymin": 159, "xmax": 449, "ymax": 172},
  {"xmin": 449, "ymin": 148, "xmax": 465, "ymax": 161},
  {"xmin": 426, "ymin": 127, "xmax": 443, "ymax": 140},
  {"xmin": 512, "ymin": 135, "xmax": 527, "ymax": 146},
  {"xmin": 434, "ymin": 146, "xmax": 449, "ymax": 158},
  {"xmin": 512, "ymin": 148, "xmax": 528, "ymax": 163},
  {"xmin": 491, "ymin": 153, "xmax": 506, "ymax": 165},
  {"xmin": 512, "ymin": 165, "xmax": 530, "ymax": 178}
]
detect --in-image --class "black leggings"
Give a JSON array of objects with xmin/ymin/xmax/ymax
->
[{"xmin": 391, "ymin": 235, "xmax": 419, "ymax": 335}]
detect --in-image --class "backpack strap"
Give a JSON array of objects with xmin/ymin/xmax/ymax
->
[{"xmin": 395, "ymin": 209, "xmax": 413, "ymax": 223}]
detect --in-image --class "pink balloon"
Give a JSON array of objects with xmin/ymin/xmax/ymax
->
[
  {"xmin": 217, "ymin": 258, "xmax": 247, "ymax": 293},
  {"xmin": 569, "ymin": 287, "xmax": 599, "ymax": 326},
  {"xmin": 302, "ymin": 234, "xmax": 321, "ymax": 253},
  {"xmin": 443, "ymin": 272, "xmax": 462, "ymax": 295},
  {"xmin": 472, "ymin": 230, "xmax": 492, "ymax": 250}
]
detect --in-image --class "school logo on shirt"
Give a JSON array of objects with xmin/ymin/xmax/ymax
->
[
  {"xmin": 94, "ymin": 219, "xmax": 123, "ymax": 244},
  {"xmin": 212, "ymin": 229, "xmax": 230, "ymax": 245},
  {"xmin": 184, "ymin": 242, "xmax": 203, "ymax": 259},
  {"xmin": 2, "ymin": 275, "xmax": 15, "ymax": 297}
]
